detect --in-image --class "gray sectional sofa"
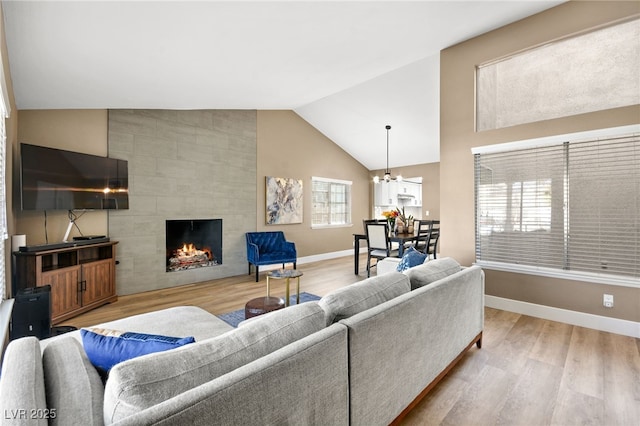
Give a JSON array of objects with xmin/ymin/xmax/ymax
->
[{"xmin": 0, "ymin": 257, "xmax": 484, "ymax": 425}]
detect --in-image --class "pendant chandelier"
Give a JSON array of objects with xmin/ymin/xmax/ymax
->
[{"xmin": 373, "ymin": 125, "xmax": 402, "ymax": 184}]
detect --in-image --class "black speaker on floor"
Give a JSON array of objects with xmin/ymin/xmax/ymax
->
[{"xmin": 10, "ymin": 285, "xmax": 51, "ymax": 340}]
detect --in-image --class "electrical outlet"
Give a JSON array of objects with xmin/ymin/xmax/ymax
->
[
  {"xmin": 603, "ymin": 294, "xmax": 614, "ymax": 308},
  {"xmin": 425, "ymin": 210, "xmax": 430, "ymax": 217}
]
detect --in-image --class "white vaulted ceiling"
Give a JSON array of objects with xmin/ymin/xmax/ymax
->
[{"xmin": 2, "ymin": 0, "xmax": 564, "ymax": 169}]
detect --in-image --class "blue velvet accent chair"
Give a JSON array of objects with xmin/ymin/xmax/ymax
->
[{"xmin": 246, "ymin": 232, "xmax": 297, "ymax": 282}]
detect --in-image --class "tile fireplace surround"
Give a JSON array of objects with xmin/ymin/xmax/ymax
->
[{"xmin": 107, "ymin": 109, "xmax": 257, "ymax": 295}]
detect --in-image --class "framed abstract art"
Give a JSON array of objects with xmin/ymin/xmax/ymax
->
[{"xmin": 265, "ymin": 176, "xmax": 303, "ymax": 224}]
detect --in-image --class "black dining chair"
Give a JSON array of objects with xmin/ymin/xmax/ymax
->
[
  {"xmin": 364, "ymin": 222, "xmax": 399, "ymax": 277},
  {"xmin": 362, "ymin": 218, "xmax": 384, "ymax": 232},
  {"xmin": 411, "ymin": 220, "xmax": 440, "ymax": 259},
  {"xmin": 412, "ymin": 220, "xmax": 433, "ymax": 253},
  {"xmin": 425, "ymin": 220, "xmax": 440, "ymax": 259}
]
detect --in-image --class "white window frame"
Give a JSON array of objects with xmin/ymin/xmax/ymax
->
[
  {"xmin": 472, "ymin": 124, "xmax": 640, "ymax": 288},
  {"xmin": 0, "ymin": 50, "xmax": 12, "ymax": 348},
  {"xmin": 0, "ymin": 52, "xmax": 10, "ymax": 301},
  {"xmin": 311, "ymin": 176, "xmax": 353, "ymax": 229}
]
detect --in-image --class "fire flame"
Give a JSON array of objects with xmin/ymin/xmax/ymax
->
[{"xmin": 175, "ymin": 243, "xmax": 212, "ymax": 260}]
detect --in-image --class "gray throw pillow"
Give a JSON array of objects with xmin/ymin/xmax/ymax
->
[{"xmin": 405, "ymin": 257, "xmax": 462, "ymax": 290}]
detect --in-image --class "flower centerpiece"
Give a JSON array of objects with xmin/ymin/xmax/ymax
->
[
  {"xmin": 381, "ymin": 210, "xmax": 398, "ymax": 233},
  {"xmin": 395, "ymin": 207, "xmax": 414, "ymax": 233}
]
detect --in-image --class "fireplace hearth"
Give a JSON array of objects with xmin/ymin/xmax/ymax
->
[{"xmin": 166, "ymin": 219, "xmax": 222, "ymax": 272}]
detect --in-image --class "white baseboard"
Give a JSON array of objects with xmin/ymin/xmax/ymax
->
[
  {"xmin": 259, "ymin": 250, "xmax": 356, "ymax": 272},
  {"xmin": 485, "ymin": 295, "xmax": 640, "ymax": 338},
  {"xmin": 298, "ymin": 249, "xmax": 357, "ymax": 265}
]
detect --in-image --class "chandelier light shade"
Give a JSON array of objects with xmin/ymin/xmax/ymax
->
[{"xmin": 373, "ymin": 125, "xmax": 402, "ymax": 184}]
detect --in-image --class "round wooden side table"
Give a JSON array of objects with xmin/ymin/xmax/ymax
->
[{"xmin": 244, "ymin": 296, "xmax": 285, "ymax": 319}]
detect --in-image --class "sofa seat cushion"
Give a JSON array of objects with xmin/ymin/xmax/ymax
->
[
  {"xmin": 318, "ymin": 272, "xmax": 411, "ymax": 326},
  {"xmin": 80, "ymin": 328, "xmax": 195, "ymax": 372},
  {"xmin": 40, "ymin": 306, "xmax": 233, "ymax": 350},
  {"xmin": 405, "ymin": 257, "xmax": 462, "ymax": 290},
  {"xmin": 103, "ymin": 302, "xmax": 326, "ymax": 424},
  {"xmin": 0, "ymin": 337, "xmax": 48, "ymax": 426},
  {"xmin": 42, "ymin": 336, "xmax": 104, "ymax": 426},
  {"xmin": 259, "ymin": 252, "xmax": 296, "ymax": 262}
]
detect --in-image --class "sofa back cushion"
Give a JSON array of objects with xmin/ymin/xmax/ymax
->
[
  {"xmin": 318, "ymin": 272, "xmax": 411, "ymax": 326},
  {"xmin": 0, "ymin": 337, "xmax": 47, "ymax": 426},
  {"xmin": 405, "ymin": 257, "xmax": 461, "ymax": 290},
  {"xmin": 42, "ymin": 336, "xmax": 104, "ymax": 426},
  {"xmin": 103, "ymin": 302, "xmax": 325, "ymax": 423}
]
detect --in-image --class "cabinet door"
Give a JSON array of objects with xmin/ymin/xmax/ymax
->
[
  {"xmin": 42, "ymin": 266, "xmax": 82, "ymax": 320},
  {"xmin": 383, "ymin": 181, "xmax": 398, "ymax": 206},
  {"xmin": 374, "ymin": 181, "xmax": 398, "ymax": 206},
  {"xmin": 374, "ymin": 183, "xmax": 384, "ymax": 206},
  {"xmin": 409, "ymin": 182, "xmax": 422, "ymax": 205},
  {"xmin": 82, "ymin": 259, "xmax": 114, "ymax": 306}
]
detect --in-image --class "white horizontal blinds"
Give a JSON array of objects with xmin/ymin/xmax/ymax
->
[
  {"xmin": 567, "ymin": 134, "xmax": 640, "ymax": 278},
  {"xmin": 475, "ymin": 144, "xmax": 565, "ymax": 269},
  {"xmin": 0, "ymin": 68, "xmax": 7, "ymax": 300},
  {"xmin": 475, "ymin": 130, "xmax": 640, "ymax": 281},
  {"xmin": 311, "ymin": 177, "xmax": 352, "ymax": 226}
]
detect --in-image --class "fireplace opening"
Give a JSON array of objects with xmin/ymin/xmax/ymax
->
[{"xmin": 166, "ymin": 219, "xmax": 222, "ymax": 272}]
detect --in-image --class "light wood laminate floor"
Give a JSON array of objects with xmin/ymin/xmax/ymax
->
[{"xmin": 63, "ymin": 255, "xmax": 640, "ymax": 426}]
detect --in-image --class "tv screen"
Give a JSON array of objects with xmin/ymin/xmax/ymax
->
[{"xmin": 20, "ymin": 143, "xmax": 129, "ymax": 211}]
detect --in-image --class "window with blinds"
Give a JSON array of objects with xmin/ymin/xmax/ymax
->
[
  {"xmin": 0, "ymin": 107, "xmax": 5, "ymax": 300},
  {"xmin": 311, "ymin": 177, "xmax": 352, "ymax": 228},
  {"xmin": 474, "ymin": 126, "xmax": 639, "ymax": 285},
  {"xmin": 0, "ymin": 115, "xmax": 5, "ymax": 301},
  {"xmin": 0, "ymin": 58, "xmax": 8, "ymax": 301}
]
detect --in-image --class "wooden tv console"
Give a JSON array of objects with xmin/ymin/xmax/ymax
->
[{"xmin": 14, "ymin": 241, "xmax": 118, "ymax": 325}]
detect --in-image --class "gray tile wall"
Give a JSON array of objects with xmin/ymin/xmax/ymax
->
[{"xmin": 108, "ymin": 110, "xmax": 257, "ymax": 295}]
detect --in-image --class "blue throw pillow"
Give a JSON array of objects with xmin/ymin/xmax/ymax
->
[
  {"xmin": 396, "ymin": 246, "xmax": 427, "ymax": 272},
  {"xmin": 80, "ymin": 327, "xmax": 195, "ymax": 372}
]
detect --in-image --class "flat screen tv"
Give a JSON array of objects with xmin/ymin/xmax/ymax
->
[{"xmin": 20, "ymin": 143, "xmax": 129, "ymax": 211}]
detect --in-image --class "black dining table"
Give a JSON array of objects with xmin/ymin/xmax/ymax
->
[{"xmin": 353, "ymin": 232, "xmax": 417, "ymax": 275}]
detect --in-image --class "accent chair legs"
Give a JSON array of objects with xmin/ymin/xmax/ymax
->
[{"xmin": 251, "ymin": 262, "xmax": 296, "ymax": 282}]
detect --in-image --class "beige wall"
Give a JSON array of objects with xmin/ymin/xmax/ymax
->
[
  {"xmin": 8, "ymin": 108, "xmax": 372, "ymax": 294},
  {"xmin": 257, "ymin": 110, "xmax": 371, "ymax": 257},
  {"xmin": 440, "ymin": 1, "xmax": 640, "ymax": 322},
  {"xmin": 9, "ymin": 107, "xmax": 431, "ymax": 293},
  {"xmin": 12, "ymin": 112, "xmax": 436, "ymax": 264},
  {"xmin": 14, "ymin": 110, "xmax": 109, "ymax": 245}
]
